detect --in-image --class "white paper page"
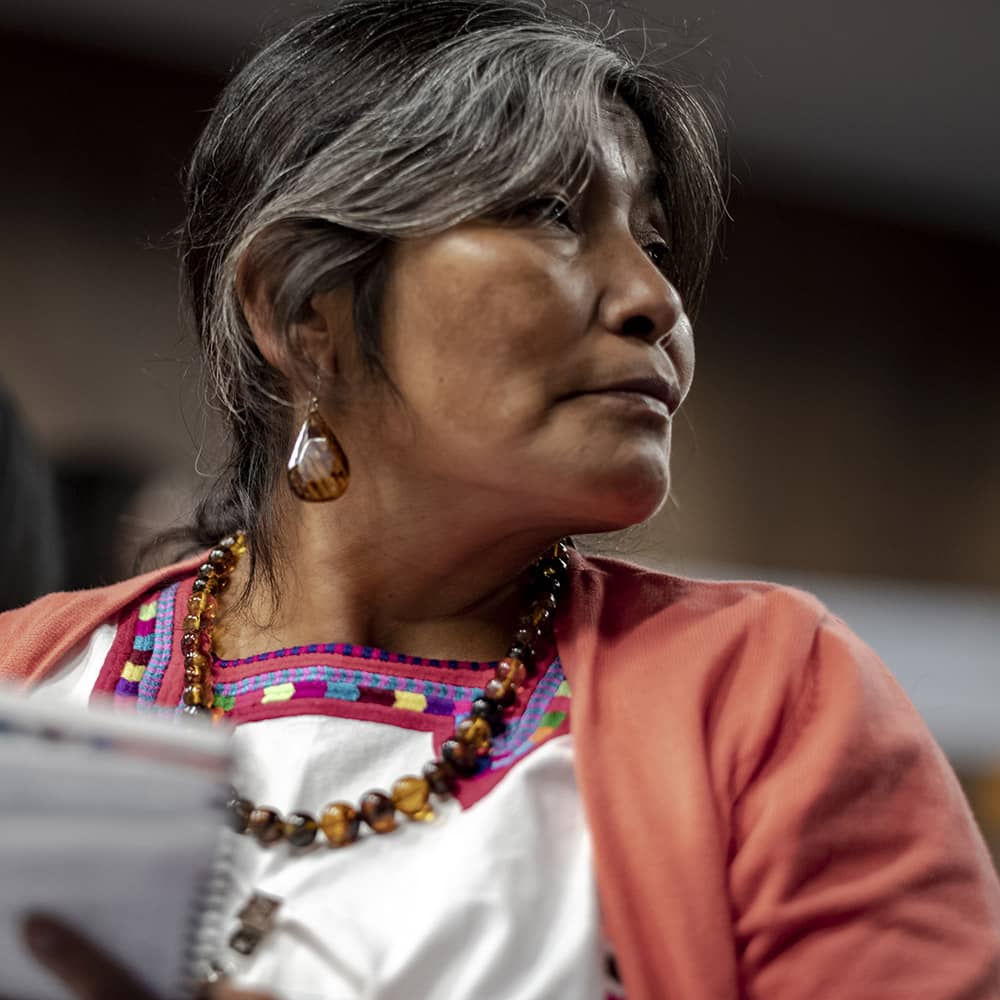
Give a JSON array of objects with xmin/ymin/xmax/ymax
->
[
  {"xmin": 0, "ymin": 815, "xmax": 226, "ymax": 1000},
  {"xmin": 0, "ymin": 689, "xmax": 234, "ymax": 999}
]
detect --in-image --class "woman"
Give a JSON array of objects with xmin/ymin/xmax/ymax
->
[{"xmin": 2, "ymin": 1, "xmax": 998, "ymax": 998}]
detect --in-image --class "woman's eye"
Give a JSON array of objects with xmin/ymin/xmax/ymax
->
[
  {"xmin": 541, "ymin": 198, "xmax": 573, "ymax": 228},
  {"xmin": 644, "ymin": 240, "xmax": 672, "ymax": 271},
  {"xmin": 513, "ymin": 197, "xmax": 575, "ymax": 230}
]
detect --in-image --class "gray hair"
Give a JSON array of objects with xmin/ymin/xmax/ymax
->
[{"xmin": 175, "ymin": 0, "xmax": 724, "ymax": 595}]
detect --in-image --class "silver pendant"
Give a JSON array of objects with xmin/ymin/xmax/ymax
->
[{"xmin": 228, "ymin": 892, "xmax": 283, "ymax": 956}]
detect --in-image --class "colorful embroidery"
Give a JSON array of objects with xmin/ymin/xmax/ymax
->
[
  {"xmin": 479, "ymin": 659, "xmax": 569, "ymax": 770},
  {"xmin": 113, "ymin": 599, "xmax": 157, "ymax": 701},
  {"xmin": 216, "ymin": 642, "xmax": 496, "ymax": 671},
  {"xmin": 102, "ymin": 575, "xmax": 572, "ymax": 782},
  {"xmin": 208, "ymin": 665, "xmax": 485, "ymax": 718},
  {"xmin": 138, "ymin": 582, "xmax": 178, "ymax": 704}
]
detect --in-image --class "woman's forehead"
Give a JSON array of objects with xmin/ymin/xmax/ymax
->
[{"xmin": 592, "ymin": 99, "xmax": 659, "ymax": 193}]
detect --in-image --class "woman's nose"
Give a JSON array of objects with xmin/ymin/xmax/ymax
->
[{"xmin": 597, "ymin": 240, "xmax": 684, "ymax": 345}]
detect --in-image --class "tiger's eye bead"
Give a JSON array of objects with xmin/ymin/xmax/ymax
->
[
  {"xmin": 182, "ymin": 614, "xmax": 201, "ymax": 633},
  {"xmin": 441, "ymin": 738, "xmax": 479, "ymax": 776},
  {"xmin": 391, "ymin": 776, "xmax": 434, "ymax": 821},
  {"xmin": 544, "ymin": 555, "xmax": 570, "ymax": 575},
  {"xmin": 506, "ymin": 643, "xmax": 535, "ymax": 674},
  {"xmin": 248, "ymin": 807, "xmax": 284, "ymax": 845},
  {"xmin": 512, "ymin": 626, "xmax": 537, "ymax": 652},
  {"xmin": 319, "ymin": 802, "xmax": 360, "ymax": 847},
  {"xmin": 483, "ymin": 677, "xmax": 517, "ymax": 708},
  {"xmin": 422, "ymin": 759, "xmax": 457, "ymax": 797},
  {"xmin": 495, "ymin": 656, "xmax": 527, "ymax": 687},
  {"xmin": 283, "ymin": 811, "xmax": 319, "ymax": 847},
  {"xmin": 360, "ymin": 791, "xmax": 397, "ymax": 833},
  {"xmin": 456, "ymin": 717, "xmax": 492, "ymax": 754},
  {"xmin": 226, "ymin": 797, "xmax": 253, "ymax": 833},
  {"xmin": 470, "ymin": 697, "xmax": 505, "ymax": 734}
]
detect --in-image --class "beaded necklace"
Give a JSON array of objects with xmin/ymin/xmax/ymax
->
[{"xmin": 181, "ymin": 533, "xmax": 571, "ymax": 854}]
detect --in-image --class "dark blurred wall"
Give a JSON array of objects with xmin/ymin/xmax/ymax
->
[{"xmin": 0, "ymin": 28, "xmax": 998, "ymax": 592}]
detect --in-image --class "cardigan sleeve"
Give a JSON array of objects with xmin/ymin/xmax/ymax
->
[{"xmin": 728, "ymin": 611, "xmax": 1000, "ymax": 999}]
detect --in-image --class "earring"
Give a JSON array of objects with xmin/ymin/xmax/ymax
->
[{"xmin": 286, "ymin": 397, "xmax": 350, "ymax": 501}]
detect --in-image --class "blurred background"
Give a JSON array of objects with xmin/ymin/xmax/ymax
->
[{"xmin": 0, "ymin": 0, "xmax": 997, "ymax": 857}]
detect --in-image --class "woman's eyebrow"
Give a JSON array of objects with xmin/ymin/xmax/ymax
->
[{"xmin": 638, "ymin": 165, "xmax": 668, "ymax": 204}]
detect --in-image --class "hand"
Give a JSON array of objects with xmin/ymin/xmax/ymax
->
[{"xmin": 8, "ymin": 914, "xmax": 277, "ymax": 1000}]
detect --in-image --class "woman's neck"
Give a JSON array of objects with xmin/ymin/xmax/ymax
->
[{"xmin": 215, "ymin": 493, "xmax": 564, "ymax": 663}]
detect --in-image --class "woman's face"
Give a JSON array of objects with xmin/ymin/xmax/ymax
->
[{"xmin": 330, "ymin": 101, "xmax": 694, "ymax": 537}]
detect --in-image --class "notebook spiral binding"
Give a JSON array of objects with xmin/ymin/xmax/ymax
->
[{"xmin": 179, "ymin": 814, "xmax": 238, "ymax": 997}]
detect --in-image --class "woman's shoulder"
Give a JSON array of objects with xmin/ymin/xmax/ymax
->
[
  {"xmin": 574, "ymin": 550, "xmax": 830, "ymax": 640},
  {"xmin": 0, "ymin": 555, "xmax": 203, "ymax": 686}
]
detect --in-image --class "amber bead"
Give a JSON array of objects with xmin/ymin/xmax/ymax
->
[
  {"xmin": 456, "ymin": 717, "xmax": 492, "ymax": 754},
  {"xmin": 422, "ymin": 759, "xmax": 457, "ymax": 796},
  {"xmin": 495, "ymin": 656, "xmax": 527, "ymax": 687},
  {"xmin": 191, "ymin": 577, "xmax": 210, "ymax": 594},
  {"xmin": 442, "ymin": 738, "xmax": 478, "ymax": 776},
  {"xmin": 183, "ymin": 684, "xmax": 207, "ymax": 707},
  {"xmin": 181, "ymin": 633, "xmax": 197, "ymax": 654},
  {"xmin": 184, "ymin": 664, "xmax": 204, "ymax": 686},
  {"xmin": 360, "ymin": 791, "xmax": 397, "ymax": 833},
  {"xmin": 209, "ymin": 547, "xmax": 233, "ymax": 569},
  {"xmin": 185, "ymin": 651, "xmax": 209, "ymax": 673},
  {"xmin": 226, "ymin": 797, "xmax": 253, "ymax": 833},
  {"xmin": 319, "ymin": 802, "xmax": 361, "ymax": 847},
  {"xmin": 283, "ymin": 812, "xmax": 319, "ymax": 847},
  {"xmin": 484, "ymin": 676, "xmax": 517, "ymax": 708},
  {"xmin": 534, "ymin": 592, "xmax": 558, "ymax": 613},
  {"xmin": 188, "ymin": 592, "xmax": 209, "ymax": 615},
  {"xmin": 219, "ymin": 535, "xmax": 237, "ymax": 551},
  {"xmin": 530, "ymin": 606, "xmax": 553, "ymax": 630},
  {"xmin": 248, "ymin": 807, "xmax": 284, "ymax": 845},
  {"xmin": 391, "ymin": 776, "xmax": 434, "ymax": 821},
  {"xmin": 182, "ymin": 614, "xmax": 201, "ymax": 634}
]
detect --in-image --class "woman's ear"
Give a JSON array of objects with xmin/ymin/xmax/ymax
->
[
  {"xmin": 236, "ymin": 241, "xmax": 351, "ymax": 385},
  {"xmin": 236, "ymin": 240, "xmax": 291, "ymax": 374}
]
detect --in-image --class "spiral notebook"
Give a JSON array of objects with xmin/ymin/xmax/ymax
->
[{"xmin": 0, "ymin": 688, "xmax": 235, "ymax": 1000}]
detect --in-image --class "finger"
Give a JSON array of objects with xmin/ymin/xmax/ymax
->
[
  {"xmin": 209, "ymin": 983, "xmax": 279, "ymax": 1000},
  {"xmin": 207, "ymin": 983, "xmax": 279, "ymax": 1000},
  {"xmin": 22, "ymin": 914, "xmax": 158, "ymax": 1000}
]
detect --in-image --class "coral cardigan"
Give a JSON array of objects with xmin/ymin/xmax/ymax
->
[{"xmin": 2, "ymin": 550, "xmax": 999, "ymax": 999}]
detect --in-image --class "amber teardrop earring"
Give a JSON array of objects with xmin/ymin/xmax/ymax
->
[{"xmin": 287, "ymin": 396, "xmax": 350, "ymax": 501}]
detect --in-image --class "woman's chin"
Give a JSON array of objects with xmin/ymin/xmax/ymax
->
[{"xmin": 563, "ymin": 462, "xmax": 671, "ymax": 534}]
